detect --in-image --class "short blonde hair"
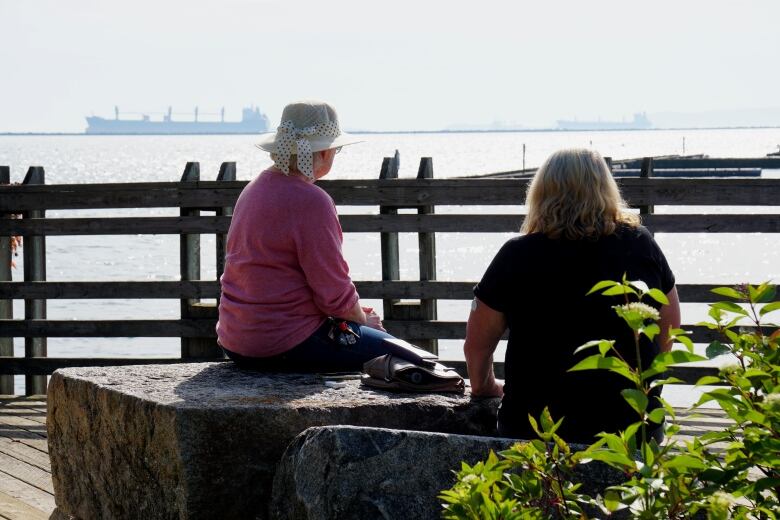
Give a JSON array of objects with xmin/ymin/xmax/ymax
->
[{"xmin": 521, "ymin": 149, "xmax": 639, "ymax": 239}]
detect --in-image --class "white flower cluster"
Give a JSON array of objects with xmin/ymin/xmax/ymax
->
[{"xmin": 619, "ymin": 302, "xmax": 660, "ymax": 321}]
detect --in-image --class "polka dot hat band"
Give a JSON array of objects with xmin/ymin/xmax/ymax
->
[{"xmin": 272, "ymin": 119, "xmax": 341, "ymax": 179}]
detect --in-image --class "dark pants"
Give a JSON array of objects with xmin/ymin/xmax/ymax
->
[{"xmin": 221, "ymin": 319, "xmax": 395, "ymax": 373}]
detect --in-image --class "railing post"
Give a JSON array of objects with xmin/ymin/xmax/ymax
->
[
  {"xmin": 215, "ymin": 162, "xmax": 236, "ymax": 287},
  {"xmin": 639, "ymin": 157, "xmax": 655, "ymax": 216},
  {"xmin": 179, "ymin": 162, "xmax": 203, "ymax": 359},
  {"xmin": 379, "ymin": 151, "xmax": 400, "ymax": 319},
  {"xmin": 0, "ymin": 166, "xmax": 13, "ymax": 395},
  {"xmin": 22, "ymin": 167, "xmax": 47, "ymax": 395},
  {"xmin": 416, "ymin": 158, "xmax": 438, "ymax": 354}
]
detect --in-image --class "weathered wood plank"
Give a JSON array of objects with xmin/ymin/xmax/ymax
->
[
  {"xmin": 0, "ymin": 320, "xmax": 217, "ymax": 337},
  {"xmin": 444, "ymin": 360, "xmax": 718, "ymax": 384},
  {"xmin": 4, "ymin": 213, "xmax": 778, "ymax": 236},
  {"xmin": 617, "ymin": 157, "xmax": 780, "ymax": 169},
  {"xmin": 0, "ymin": 425, "xmax": 48, "ymax": 455},
  {"xmin": 0, "ymin": 408, "xmax": 46, "ymax": 424},
  {"xmin": 384, "ymin": 320, "xmax": 739, "ymax": 343},
  {"xmin": 0, "ymin": 216, "xmax": 231, "ymax": 236},
  {"xmin": 0, "ymin": 281, "xmax": 745, "ymax": 303},
  {"xmin": 21, "ymin": 167, "xmax": 47, "ymax": 396},
  {"xmin": 0, "ymin": 281, "xmax": 220, "ymax": 299},
  {"xmin": 0, "ymin": 408, "xmax": 46, "ymax": 426},
  {"xmin": 0, "ymin": 435, "xmax": 50, "ymax": 471},
  {"xmin": 2, "ymin": 178, "xmax": 780, "ymax": 210},
  {"xmin": 0, "ymin": 166, "xmax": 12, "ymax": 396},
  {"xmin": 0, "ymin": 452, "xmax": 54, "ymax": 494},
  {"xmin": 0, "ymin": 357, "xmax": 215, "ymax": 375},
  {"xmin": 379, "ymin": 154, "xmax": 402, "ymax": 319},
  {"xmin": 0, "ymin": 318, "xmax": 738, "ymax": 342},
  {"xmin": 0, "ymin": 488, "xmax": 52, "ymax": 520}
]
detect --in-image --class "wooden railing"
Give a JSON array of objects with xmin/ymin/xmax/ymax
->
[{"xmin": 1, "ymin": 157, "xmax": 779, "ymax": 395}]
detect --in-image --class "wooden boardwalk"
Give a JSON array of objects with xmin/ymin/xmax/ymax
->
[
  {"xmin": 0, "ymin": 397, "xmax": 54, "ymax": 520},
  {"xmin": 0, "ymin": 395, "xmax": 733, "ymax": 520}
]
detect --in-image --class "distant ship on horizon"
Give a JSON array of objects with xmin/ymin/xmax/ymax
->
[
  {"xmin": 85, "ymin": 106, "xmax": 270, "ymax": 135},
  {"xmin": 556, "ymin": 112, "xmax": 652, "ymax": 131}
]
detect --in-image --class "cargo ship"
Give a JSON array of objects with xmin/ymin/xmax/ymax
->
[
  {"xmin": 85, "ymin": 106, "xmax": 270, "ymax": 135},
  {"xmin": 556, "ymin": 112, "xmax": 652, "ymax": 131}
]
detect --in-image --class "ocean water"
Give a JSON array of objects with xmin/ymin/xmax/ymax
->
[{"xmin": 2, "ymin": 128, "xmax": 780, "ymax": 400}]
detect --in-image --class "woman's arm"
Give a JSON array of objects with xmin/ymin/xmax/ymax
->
[
  {"xmin": 464, "ymin": 297, "xmax": 507, "ymax": 397},
  {"xmin": 658, "ymin": 286, "xmax": 681, "ymax": 352},
  {"xmin": 335, "ymin": 301, "xmax": 385, "ymax": 331}
]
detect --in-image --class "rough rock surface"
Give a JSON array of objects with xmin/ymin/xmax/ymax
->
[
  {"xmin": 270, "ymin": 426, "xmax": 626, "ymax": 520},
  {"xmin": 47, "ymin": 362, "xmax": 499, "ymax": 520}
]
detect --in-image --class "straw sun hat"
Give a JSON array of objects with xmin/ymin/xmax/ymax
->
[{"xmin": 256, "ymin": 100, "xmax": 363, "ymax": 178}]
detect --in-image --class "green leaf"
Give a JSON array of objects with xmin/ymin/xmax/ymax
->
[
  {"xmin": 640, "ymin": 323, "xmax": 660, "ymax": 341},
  {"xmin": 641, "ymin": 441, "xmax": 655, "ymax": 466},
  {"xmin": 711, "ymin": 301, "xmax": 749, "ymax": 316},
  {"xmin": 601, "ymin": 284, "xmax": 638, "ymax": 297},
  {"xmin": 647, "ymin": 407, "xmax": 666, "ymax": 424},
  {"xmin": 573, "ymin": 339, "xmax": 613, "ymax": 355},
  {"xmin": 527, "ymin": 414, "xmax": 541, "ymax": 438},
  {"xmin": 586, "ymin": 449, "xmax": 636, "ymax": 469},
  {"xmin": 569, "ymin": 354, "xmax": 640, "ymax": 384},
  {"xmin": 621, "ymin": 389, "xmax": 648, "ymax": 415},
  {"xmin": 705, "ymin": 341, "xmax": 731, "ymax": 359},
  {"xmin": 646, "ymin": 288, "xmax": 669, "ymax": 305},
  {"xmin": 750, "ymin": 283, "xmax": 777, "ymax": 303},
  {"xmin": 695, "ymin": 375, "xmax": 722, "ymax": 386},
  {"xmin": 641, "ymin": 350, "xmax": 707, "ymax": 379},
  {"xmin": 755, "ymin": 282, "xmax": 777, "ymax": 303},
  {"xmin": 664, "ymin": 454, "xmax": 707, "ymax": 471},
  {"xmin": 759, "ymin": 301, "xmax": 780, "ymax": 316},
  {"xmin": 587, "ymin": 280, "xmax": 619, "ymax": 295},
  {"xmin": 650, "ymin": 376, "xmax": 685, "ymax": 388},
  {"xmin": 743, "ymin": 368, "xmax": 770, "ymax": 379},
  {"xmin": 711, "ymin": 286, "xmax": 744, "ymax": 300},
  {"xmin": 603, "ymin": 489, "xmax": 624, "ymax": 512}
]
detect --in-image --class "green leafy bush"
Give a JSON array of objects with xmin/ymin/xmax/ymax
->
[{"xmin": 441, "ymin": 280, "xmax": 780, "ymax": 519}]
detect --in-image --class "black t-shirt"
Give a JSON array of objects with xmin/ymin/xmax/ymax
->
[{"xmin": 474, "ymin": 224, "xmax": 675, "ymax": 442}]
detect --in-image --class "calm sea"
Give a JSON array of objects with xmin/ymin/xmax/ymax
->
[{"xmin": 2, "ymin": 128, "xmax": 780, "ymax": 399}]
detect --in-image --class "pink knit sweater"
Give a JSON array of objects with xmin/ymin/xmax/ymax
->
[{"xmin": 216, "ymin": 169, "xmax": 359, "ymax": 356}]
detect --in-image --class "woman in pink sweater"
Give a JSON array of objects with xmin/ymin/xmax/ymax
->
[{"xmin": 217, "ymin": 100, "xmax": 394, "ymax": 371}]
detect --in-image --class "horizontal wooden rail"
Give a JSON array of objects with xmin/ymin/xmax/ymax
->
[
  {"xmin": 0, "ymin": 281, "xmax": 758, "ymax": 303},
  {"xmin": 3, "ymin": 178, "xmax": 780, "ymax": 211},
  {"xmin": 382, "ymin": 321, "xmax": 736, "ymax": 344},
  {"xmin": 615, "ymin": 157, "xmax": 780, "ymax": 169},
  {"xmin": 0, "ymin": 319, "xmax": 216, "ymax": 337},
  {"xmin": 0, "ymin": 216, "xmax": 231, "ymax": 236},
  {"xmin": 442, "ymin": 360, "xmax": 720, "ymax": 385},
  {"xmin": 0, "ymin": 355, "xmax": 719, "ymax": 385},
  {"xmin": 0, "ymin": 357, "xmax": 220, "ymax": 375},
  {"xmin": 0, "ymin": 281, "xmax": 220, "ymax": 299},
  {"xmin": 0, "ymin": 356, "xmax": 719, "ymax": 384},
  {"xmin": 0, "ymin": 317, "xmax": 744, "ymax": 344},
  {"xmin": 3, "ymin": 213, "xmax": 778, "ymax": 236}
]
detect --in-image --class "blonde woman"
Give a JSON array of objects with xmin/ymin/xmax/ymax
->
[{"xmin": 465, "ymin": 148, "xmax": 680, "ymax": 443}]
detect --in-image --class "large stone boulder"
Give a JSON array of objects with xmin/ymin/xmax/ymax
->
[
  {"xmin": 270, "ymin": 426, "xmax": 626, "ymax": 520},
  {"xmin": 47, "ymin": 362, "xmax": 499, "ymax": 520}
]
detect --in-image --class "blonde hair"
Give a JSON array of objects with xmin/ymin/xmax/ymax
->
[{"xmin": 521, "ymin": 148, "xmax": 639, "ymax": 239}]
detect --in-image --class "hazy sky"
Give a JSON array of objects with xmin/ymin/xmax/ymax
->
[{"xmin": 2, "ymin": 0, "xmax": 779, "ymax": 132}]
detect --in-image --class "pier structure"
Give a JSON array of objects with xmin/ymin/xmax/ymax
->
[{"xmin": 0, "ymin": 156, "xmax": 779, "ymax": 517}]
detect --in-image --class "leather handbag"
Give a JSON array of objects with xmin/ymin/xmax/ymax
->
[{"xmin": 361, "ymin": 354, "xmax": 465, "ymax": 393}]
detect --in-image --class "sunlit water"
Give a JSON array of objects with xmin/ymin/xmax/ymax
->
[{"xmin": 2, "ymin": 128, "xmax": 780, "ymax": 401}]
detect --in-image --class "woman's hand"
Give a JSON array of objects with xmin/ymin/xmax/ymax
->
[
  {"xmin": 464, "ymin": 297, "xmax": 507, "ymax": 398},
  {"xmin": 362, "ymin": 307, "xmax": 386, "ymax": 331},
  {"xmin": 471, "ymin": 379, "xmax": 504, "ymax": 398}
]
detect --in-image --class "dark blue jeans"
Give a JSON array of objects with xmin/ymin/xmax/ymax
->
[{"xmin": 222, "ymin": 319, "xmax": 395, "ymax": 373}]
